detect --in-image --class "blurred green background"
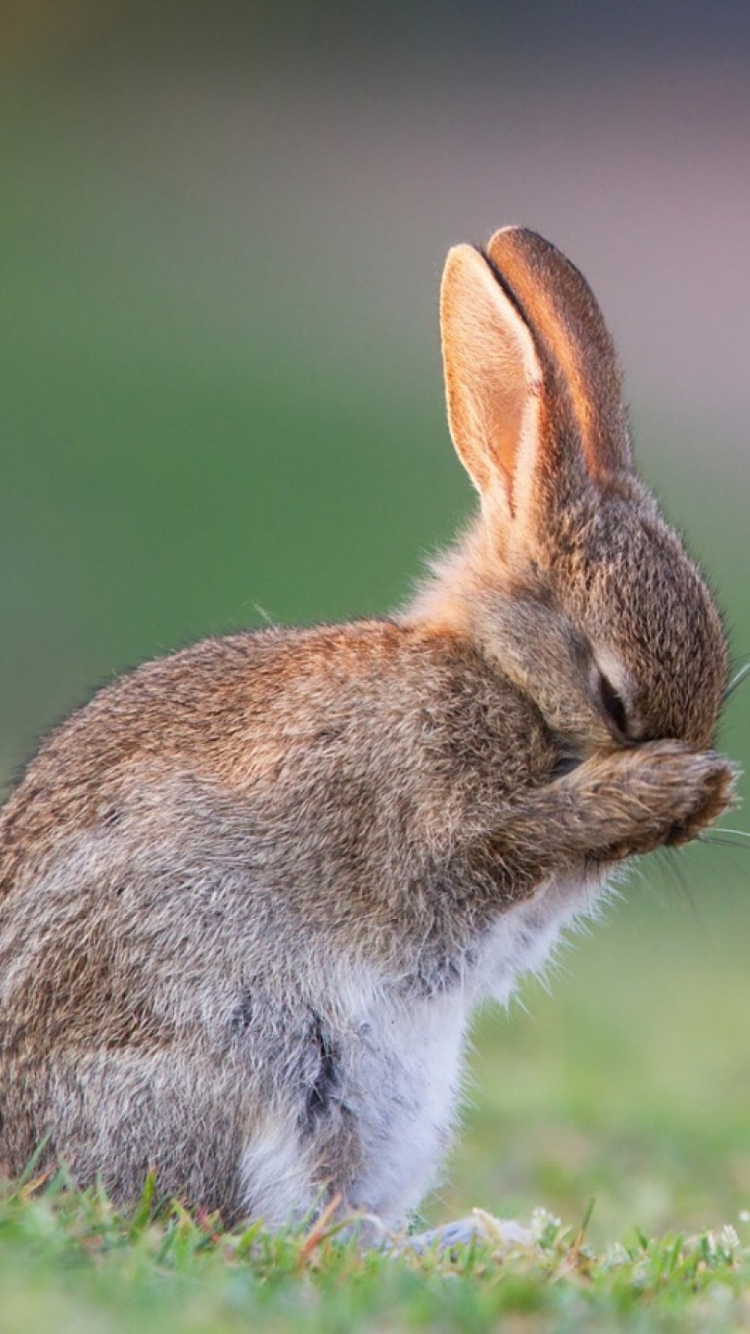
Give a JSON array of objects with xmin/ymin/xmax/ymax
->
[{"xmin": 1, "ymin": 0, "xmax": 749, "ymax": 1248}]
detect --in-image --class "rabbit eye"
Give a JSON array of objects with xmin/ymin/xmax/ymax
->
[{"xmin": 599, "ymin": 673, "xmax": 628, "ymax": 735}]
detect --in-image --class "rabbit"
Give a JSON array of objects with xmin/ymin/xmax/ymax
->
[{"xmin": 0, "ymin": 226, "xmax": 736, "ymax": 1242}]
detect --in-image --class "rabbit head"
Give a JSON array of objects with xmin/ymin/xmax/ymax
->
[{"xmin": 412, "ymin": 227, "xmax": 728, "ymax": 757}]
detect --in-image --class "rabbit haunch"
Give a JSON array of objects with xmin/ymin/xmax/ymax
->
[{"xmin": 0, "ymin": 227, "xmax": 735, "ymax": 1234}]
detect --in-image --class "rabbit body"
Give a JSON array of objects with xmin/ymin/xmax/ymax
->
[
  {"xmin": 0, "ymin": 624, "xmax": 583, "ymax": 1223},
  {"xmin": 0, "ymin": 227, "xmax": 735, "ymax": 1229}
]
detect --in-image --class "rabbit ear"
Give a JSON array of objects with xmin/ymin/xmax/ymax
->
[
  {"xmin": 440, "ymin": 244, "xmax": 544, "ymax": 512},
  {"xmin": 485, "ymin": 227, "xmax": 632, "ymax": 481}
]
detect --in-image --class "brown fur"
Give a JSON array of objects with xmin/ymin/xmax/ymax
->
[{"xmin": 0, "ymin": 228, "xmax": 736, "ymax": 1228}]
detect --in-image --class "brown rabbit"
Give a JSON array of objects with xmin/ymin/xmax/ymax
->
[{"xmin": 0, "ymin": 228, "xmax": 736, "ymax": 1239}]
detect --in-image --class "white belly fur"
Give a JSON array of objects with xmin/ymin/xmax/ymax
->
[{"xmin": 240, "ymin": 867, "xmax": 613, "ymax": 1227}]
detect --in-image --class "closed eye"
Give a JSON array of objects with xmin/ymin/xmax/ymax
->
[
  {"xmin": 599, "ymin": 673, "xmax": 628, "ymax": 735},
  {"xmin": 552, "ymin": 752, "xmax": 583, "ymax": 778}
]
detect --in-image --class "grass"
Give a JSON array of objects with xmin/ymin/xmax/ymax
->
[{"xmin": 2, "ymin": 1172, "xmax": 750, "ymax": 1334}]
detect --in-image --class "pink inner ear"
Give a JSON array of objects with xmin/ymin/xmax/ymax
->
[
  {"xmin": 485, "ymin": 228, "xmax": 632, "ymax": 482},
  {"xmin": 440, "ymin": 245, "xmax": 543, "ymax": 506}
]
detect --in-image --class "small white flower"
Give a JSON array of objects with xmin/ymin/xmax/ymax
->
[
  {"xmin": 529, "ymin": 1207, "xmax": 561, "ymax": 1246},
  {"xmin": 718, "ymin": 1224, "xmax": 740, "ymax": 1254},
  {"xmin": 602, "ymin": 1241, "xmax": 629, "ymax": 1270}
]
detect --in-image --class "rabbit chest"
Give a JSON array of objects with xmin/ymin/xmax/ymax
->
[
  {"xmin": 237, "ymin": 863, "xmax": 607, "ymax": 1227},
  {"xmin": 347, "ymin": 866, "xmax": 606, "ymax": 1217},
  {"xmin": 370, "ymin": 866, "xmax": 605, "ymax": 1217}
]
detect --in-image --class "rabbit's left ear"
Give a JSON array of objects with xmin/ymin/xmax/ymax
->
[{"xmin": 485, "ymin": 227, "xmax": 632, "ymax": 483}]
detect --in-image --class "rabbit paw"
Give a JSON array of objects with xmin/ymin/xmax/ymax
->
[
  {"xmin": 391, "ymin": 1213, "xmax": 532, "ymax": 1255},
  {"xmin": 598, "ymin": 740, "xmax": 738, "ymax": 860}
]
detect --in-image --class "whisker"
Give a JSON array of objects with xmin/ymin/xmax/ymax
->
[
  {"xmin": 710, "ymin": 827, "xmax": 750, "ymax": 840},
  {"xmin": 653, "ymin": 848, "xmax": 720, "ymax": 947},
  {"xmin": 652, "ymin": 847, "xmax": 700, "ymax": 915},
  {"xmin": 697, "ymin": 834, "xmax": 750, "ymax": 852},
  {"xmin": 725, "ymin": 659, "xmax": 750, "ymax": 700}
]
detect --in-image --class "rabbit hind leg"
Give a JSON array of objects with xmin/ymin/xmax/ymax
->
[{"xmin": 3, "ymin": 1044, "xmax": 256, "ymax": 1222}]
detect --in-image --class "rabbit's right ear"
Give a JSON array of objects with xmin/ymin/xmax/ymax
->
[{"xmin": 441, "ymin": 245, "xmax": 543, "ymax": 517}]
